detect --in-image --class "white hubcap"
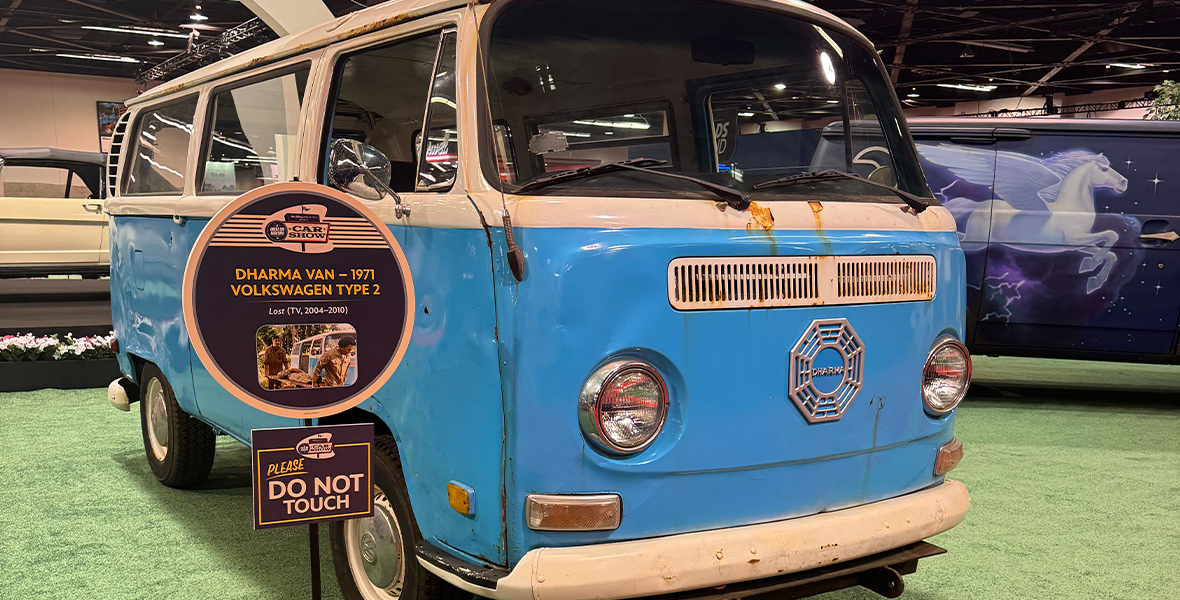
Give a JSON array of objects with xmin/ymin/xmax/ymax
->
[
  {"xmin": 346, "ymin": 489, "xmax": 405, "ymax": 599},
  {"xmin": 145, "ymin": 378, "xmax": 169, "ymax": 462}
]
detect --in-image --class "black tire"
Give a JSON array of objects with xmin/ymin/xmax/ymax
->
[
  {"xmin": 330, "ymin": 435, "xmax": 468, "ymax": 600},
  {"xmin": 139, "ymin": 363, "xmax": 216, "ymax": 488}
]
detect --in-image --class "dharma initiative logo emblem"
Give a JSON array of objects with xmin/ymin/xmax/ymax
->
[{"xmin": 788, "ymin": 318, "xmax": 864, "ymax": 423}]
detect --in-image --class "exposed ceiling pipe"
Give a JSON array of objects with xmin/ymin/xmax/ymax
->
[
  {"xmin": 1022, "ymin": 2, "xmax": 1142, "ymax": 96},
  {"xmin": 889, "ymin": 0, "xmax": 919, "ymax": 84}
]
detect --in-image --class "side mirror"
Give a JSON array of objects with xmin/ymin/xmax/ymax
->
[{"xmin": 327, "ymin": 139, "xmax": 410, "ymax": 218}]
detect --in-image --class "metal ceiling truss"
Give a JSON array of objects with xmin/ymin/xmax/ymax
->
[
  {"xmin": 136, "ymin": 17, "xmax": 270, "ymax": 83},
  {"xmin": 816, "ymin": 0, "xmax": 1180, "ymax": 107},
  {"xmin": 957, "ymin": 97, "xmax": 1158, "ymax": 118}
]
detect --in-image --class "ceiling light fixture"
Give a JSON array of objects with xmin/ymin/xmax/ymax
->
[
  {"xmin": 56, "ymin": 53, "xmax": 139, "ymax": 63},
  {"xmin": 908, "ymin": 92, "xmax": 921, "ymax": 98},
  {"xmin": 82, "ymin": 26, "xmax": 189, "ymax": 39},
  {"xmin": 190, "ymin": 4, "xmax": 208, "ymax": 21},
  {"xmin": 148, "ymin": 39, "xmax": 164, "ymax": 46},
  {"xmin": 959, "ymin": 45, "xmax": 975, "ymax": 59},
  {"xmin": 774, "ymin": 83, "xmax": 787, "ymax": 90},
  {"xmin": 937, "ymin": 83, "xmax": 997, "ymax": 92},
  {"xmin": 1109, "ymin": 62, "xmax": 1146, "ymax": 69},
  {"xmin": 738, "ymin": 112, "xmax": 755, "ymax": 117}
]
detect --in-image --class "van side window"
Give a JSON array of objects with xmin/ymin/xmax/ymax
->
[
  {"xmin": 124, "ymin": 95, "xmax": 199, "ymax": 195},
  {"xmin": 415, "ymin": 31, "xmax": 458, "ymax": 191},
  {"xmin": 325, "ymin": 32, "xmax": 443, "ymax": 192},
  {"xmin": 310, "ymin": 338, "xmax": 323, "ymax": 356},
  {"xmin": 201, "ymin": 68, "xmax": 310, "ymax": 194}
]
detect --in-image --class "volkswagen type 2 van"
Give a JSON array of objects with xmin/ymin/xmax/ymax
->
[{"xmin": 104, "ymin": 1, "xmax": 971, "ymax": 599}]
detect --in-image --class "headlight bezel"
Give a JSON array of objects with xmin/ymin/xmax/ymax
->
[
  {"xmin": 578, "ymin": 358, "xmax": 669, "ymax": 456},
  {"xmin": 922, "ymin": 337, "xmax": 971, "ymax": 416}
]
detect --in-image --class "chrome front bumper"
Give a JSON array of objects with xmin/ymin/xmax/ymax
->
[{"xmin": 420, "ymin": 479, "xmax": 970, "ymax": 600}]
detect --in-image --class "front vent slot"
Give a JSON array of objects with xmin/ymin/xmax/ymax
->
[
  {"xmin": 668, "ymin": 255, "xmax": 935, "ymax": 310},
  {"xmin": 106, "ymin": 111, "xmax": 130, "ymax": 197}
]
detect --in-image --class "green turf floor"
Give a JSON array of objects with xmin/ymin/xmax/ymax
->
[{"xmin": 2, "ymin": 357, "xmax": 1178, "ymax": 600}]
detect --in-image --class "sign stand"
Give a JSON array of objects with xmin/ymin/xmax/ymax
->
[{"xmin": 305, "ymin": 418, "xmax": 322, "ymax": 600}]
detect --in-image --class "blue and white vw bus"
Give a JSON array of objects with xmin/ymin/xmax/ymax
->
[{"xmin": 104, "ymin": 1, "xmax": 971, "ymax": 599}]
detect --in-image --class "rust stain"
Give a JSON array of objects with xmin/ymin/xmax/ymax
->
[
  {"xmin": 808, "ymin": 201, "xmax": 823, "ymax": 226},
  {"xmin": 809, "ymin": 201, "xmax": 834, "ymax": 254},
  {"xmin": 745, "ymin": 201, "xmax": 775, "ymax": 232},
  {"xmin": 748, "ymin": 558, "xmax": 761, "ymax": 565}
]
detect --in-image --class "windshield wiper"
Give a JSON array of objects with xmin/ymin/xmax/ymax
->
[
  {"xmin": 753, "ymin": 169, "xmax": 929, "ymax": 213},
  {"xmin": 514, "ymin": 158, "xmax": 751, "ymax": 211}
]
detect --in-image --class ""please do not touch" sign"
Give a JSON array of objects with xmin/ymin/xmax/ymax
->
[{"xmin": 251, "ymin": 423, "xmax": 373, "ymax": 529}]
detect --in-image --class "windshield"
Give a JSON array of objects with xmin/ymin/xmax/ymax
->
[{"xmin": 482, "ymin": 0, "xmax": 931, "ymax": 202}]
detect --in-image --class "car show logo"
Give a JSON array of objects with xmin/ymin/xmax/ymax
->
[
  {"xmin": 296, "ymin": 432, "xmax": 336, "ymax": 459},
  {"xmin": 788, "ymin": 318, "xmax": 864, "ymax": 423},
  {"xmin": 257, "ymin": 205, "xmax": 333, "ymax": 252}
]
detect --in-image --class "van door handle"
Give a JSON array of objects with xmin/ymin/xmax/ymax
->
[
  {"xmin": 82, "ymin": 203, "xmax": 104, "ymax": 214},
  {"xmin": 1140, "ymin": 231, "xmax": 1179, "ymax": 242}
]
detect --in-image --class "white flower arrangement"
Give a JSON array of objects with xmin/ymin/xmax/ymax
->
[{"xmin": 0, "ymin": 331, "xmax": 116, "ymax": 361}]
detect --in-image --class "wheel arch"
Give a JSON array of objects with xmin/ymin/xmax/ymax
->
[{"xmin": 319, "ymin": 406, "xmax": 396, "ymax": 439}]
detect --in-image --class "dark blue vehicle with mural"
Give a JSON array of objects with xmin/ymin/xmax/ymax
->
[
  {"xmin": 909, "ymin": 118, "xmax": 1180, "ymax": 363},
  {"xmin": 101, "ymin": 1, "xmax": 974, "ymax": 600}
]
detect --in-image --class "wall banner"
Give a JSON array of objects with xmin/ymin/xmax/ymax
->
[{"xmin": 182, "ymin": 182, "xmax": 414, "ymax": 418}]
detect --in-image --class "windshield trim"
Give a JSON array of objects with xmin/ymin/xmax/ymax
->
[{"xmin": 475, "ymin": 0, "xmax": 891, "ymax": 195}]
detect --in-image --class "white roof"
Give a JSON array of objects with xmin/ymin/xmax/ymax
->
[{"xmin": 129, "ymin": 0, "xmax": 870, "ymax": 107}]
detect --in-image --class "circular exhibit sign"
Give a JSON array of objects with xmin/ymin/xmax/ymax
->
[{"xmin": 182, "ymin": 182, "xmax": 414, "ymax": 418}]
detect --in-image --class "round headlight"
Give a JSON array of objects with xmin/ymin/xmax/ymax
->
[
  {"xmin": 922, "ymin": 338, "xmax": 971, "ymax": 415},
  {"xmin": 579, "ymin": 359, "xmax": 668, "ymax": 455}
]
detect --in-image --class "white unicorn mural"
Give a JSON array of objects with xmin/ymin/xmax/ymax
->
[{"xmin": 917, "ymin": 145, "xmax": 1130, "ymax": 294}]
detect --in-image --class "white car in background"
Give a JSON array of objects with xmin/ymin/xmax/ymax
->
[{"xmin": 0, "ymin": 148, "xmax": 108, "ymax": 278}]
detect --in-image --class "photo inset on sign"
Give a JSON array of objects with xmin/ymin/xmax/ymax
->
[{"xmin": 257, "ymin": 324, "xmax": 357, "ymax": 390}]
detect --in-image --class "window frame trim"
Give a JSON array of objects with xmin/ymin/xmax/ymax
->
[
  {"xmin": 413, "ymin": 28, "xmax": 460, "ymax": 193},
  {"xmin": 313, "ymin": 11, "xmax": 463, "ymax": 190},
  {"xmin": 120, "ymin": 92, "xmax": 202, "ymax": 197},
  {"xmin": 194, "ymin": 61, "xmax": 315, "ymax": 196}
]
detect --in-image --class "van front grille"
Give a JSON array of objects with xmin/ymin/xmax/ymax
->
[
  {"xmin": 835, "ymin": 256, "xmax": 937, "ymax": 302},
  {"xmin": 668, "ymin": 255, "xmax": 936, "ymax": 310}
]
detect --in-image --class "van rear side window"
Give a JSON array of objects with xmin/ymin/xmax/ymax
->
[
  {"xmin": 201, "ymin": 68, "xmax": 310, "ymax": 194},
  {"xmin": 124, "ymin": 95, "xmax": 199, "ymax": 195}
]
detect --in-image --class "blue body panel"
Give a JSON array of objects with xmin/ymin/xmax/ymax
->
[
  {"xmin": 109, "ymin": 215, "xmax": 201, "ymax": 416},
  {"xmin": 491, "ymin": 226, "xmax": 964, "ymax": 563},
  {"xmin": 112, "ymin": 210, "xmax": 963, "ymax": 570}
]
